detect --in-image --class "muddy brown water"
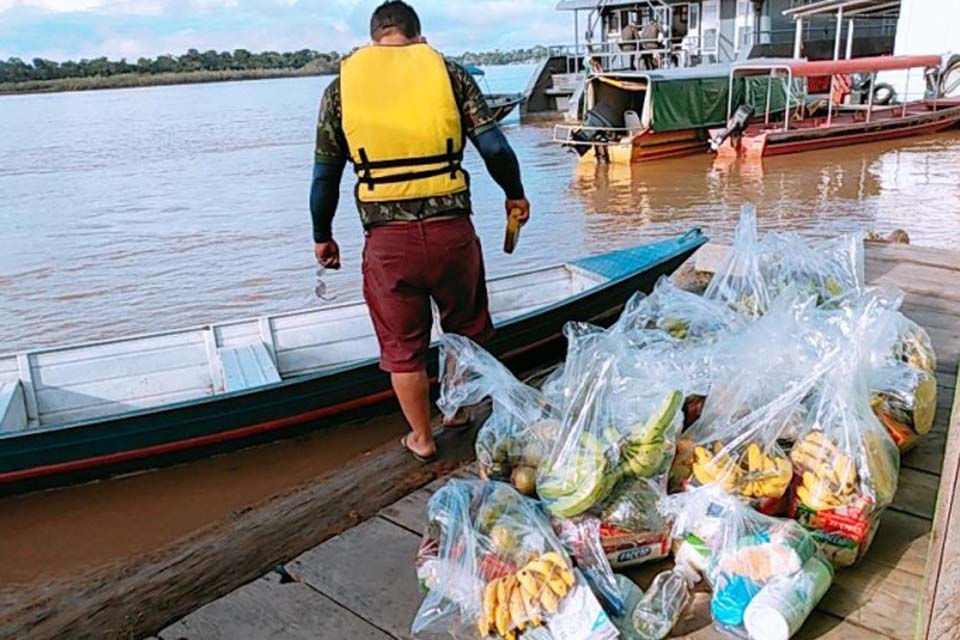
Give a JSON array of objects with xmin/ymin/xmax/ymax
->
[{"xmin": 2, "ymin": 66, "xmax": 960, "ymax": 611}]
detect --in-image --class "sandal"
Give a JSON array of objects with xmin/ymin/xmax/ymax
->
[
  {"xmin": 400, "ymin": 434, "xmax": 437, "ymax": 464},
  {"xmin": 442, "ymin": 410, "xmax": 473, "ymax": 431}
]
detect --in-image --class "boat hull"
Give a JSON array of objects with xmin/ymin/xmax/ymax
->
[
  {"xmin": 0, "ymin": 234, "xmax": 705, "ymax": 494},
  {"xmin": 721, "ymin": 104, "xmax": 960, "ymax": 158}
]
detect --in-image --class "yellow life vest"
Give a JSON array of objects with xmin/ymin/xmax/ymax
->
[{"xmin": 340, "ymin": 43, "xmax": 467, "ymax": 203}]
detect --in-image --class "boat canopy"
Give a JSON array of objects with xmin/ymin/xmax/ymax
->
[
  {"xmin": 463, "ymin": 63, "xmax": 485, "ymax": 77},
  {"xmin": 589, "ymin": 61, "xmax": 798, "ymax": 132},
  {"xmin": 734, "ymin": 55, "xmax": 943, "ymax": 78}
]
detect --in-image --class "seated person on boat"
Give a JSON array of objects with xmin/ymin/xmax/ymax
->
[{"xmin": 309, "ymin": 0, "xmax": 531, "ymax": 461}]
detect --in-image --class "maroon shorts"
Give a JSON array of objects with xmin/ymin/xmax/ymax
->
[{"xmin": 362, "ymin": 216, "xmax": 494, "ymax": 373}]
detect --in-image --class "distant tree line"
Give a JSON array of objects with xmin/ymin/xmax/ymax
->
[
  {"xmin": 1, "ymin": 46, "xmax": 551, "ymax": 86},
  {"xmin": 0, "ymin": 49, "xmax": 343, "ymax": 84}
]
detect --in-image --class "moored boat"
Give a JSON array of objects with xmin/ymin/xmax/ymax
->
[
  {"xmin": 711, "ymin": 55, "xmax": 960, "ymax": 158},
  {"xmin": 553, "ymin": 62, "xmax": 793, "ymax": 164},
  {"xmin": 0, "ymin": 231, "xmax": 706, "ymax": 494},
  {"xmin": 464, "ymin": 63, "xmax": 524, "ymax": 123}
]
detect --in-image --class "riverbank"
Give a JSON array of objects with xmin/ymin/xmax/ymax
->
[{"xmin": 0, "ymin": 68, "xmax": 327, "ymax": 95}]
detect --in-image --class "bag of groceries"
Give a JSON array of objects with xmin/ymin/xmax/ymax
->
[
  {"xmin": 761, "ymin": 232, "xmax": 865, "ymax": 308},
  {"xmin": 788, "ymin": 296, "xmax": 901, "ymax": 567},
  {"xmin": 537, "ymin": 346, "xmax": 684, "ymax": 520},
  {"xmin": 438, "ymin": 335, "xmax": 560, "ymax": 493},
  {"xmin": 867, "ymin": 308, "xmax": 938, "ymax": 451},
  {"xmin": 412, "ymin": 479, "xmax": 617, "ymax": 640},
  {"xmin": 661, "ymin": 486, "xmax": 834, "ymax": 640},
  {"xmin": 671, "ymin": 294, "xmax": 829, "ymax": 506},
  {"xmin": 704, "ymin": 204, "xmax": 772, "ymax": 319}
]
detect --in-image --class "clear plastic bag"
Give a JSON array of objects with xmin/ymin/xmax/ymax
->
[
  {"xmin": 552, "ymin": 515, "xmax": 624, "ymax": 616},
  {"xmin": 788, "ymin": 295, "xmax": 902, "ymax": 567},
  {"xmin": 412, "ymin": 479, "xmax": 615, "ymax": 639},
  {"xmin": 537, "ymin": 346, "xmax": 684, "ymax": 519},
  {"xmin": 671, "ymin": 295, "xmax": 829, "ymax": 510},
  {"xmin": 704, "ymin": 204, "xmax": 772, "ymax": 319},
  {"xmin": 761, "ymin": 232, "xmax": 865, "ymax": 308},
  {"xmin": 867, "ymin": 310, "xmax": 938, "ymax": 451},
  {"xmin": 438, "ymin": 335, "xmax": 560, "ymax": 491},
  {"xmin": 661, "ymin": 486, "xmax": 834, "ymax": 640}
]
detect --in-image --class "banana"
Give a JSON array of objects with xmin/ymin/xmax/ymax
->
[
  {"xmin": 539, "ymin": 584, "xmax": 560, "ymax": 614},
  {"xmin": 522, "ymin": 560, "xmax": 554, "ymax": 579},
  {"xmin": 747, "ymin": 443, "xmax": 763, "ymax": 473},
  {"xmin": 516, "ymin": 570, "xmax": 541, "ymax": 598},
  {"xmin": 479, "ymin": 578, "xmax": 499, "ymax": 637},
  {"xmin": 508, "ymin": 580, "xmax": 526, "ymax": 632},
  {"xmin": 545, "ymin": 568, "xmax": 569, "ymax": 598},
  {"xmin": 497, "ymin": 577, "xmax": 510, "ymax": 614},
  {"xmin": 518, "ymin": 578, "xmax": 541, "ymax": 627},
  {"xmin": 539, "ymin": 552, "xmax": 569, "ymax": 573},
  {"xmin": 495, "ymin": 596, "xmax": 512, "ymax": 637}
]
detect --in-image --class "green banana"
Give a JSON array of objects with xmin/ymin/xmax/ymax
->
[{"xmin": 619, "ymin": 390, "xmax": 682, "ymax": 478}]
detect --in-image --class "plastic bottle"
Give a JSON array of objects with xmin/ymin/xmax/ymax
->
[{"xmin": 631, "ymin": 564, "xmax": 699, "ymax": 640}]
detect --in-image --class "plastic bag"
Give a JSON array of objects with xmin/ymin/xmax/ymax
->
[
  {"xmin": 704, "ymin": 204, "xmax": 772, "ymax": 319},
  {"xmin": 552, "ymin": 515, "xmax": 624, "ymax": 616},
  {"xmin": 438, "ymin": 335, "xmax": 560, "ymax": 492},
  {"xmin": 412, "ymin": 479, "xmax": 616, "ymax": 639},
  {"xmin": 787, "ymin": 296, "xmax": 902, "ymax": 567},
  {"xmin": 661, "ymin": 486, "xmax": 834, "ymax": 640},
  {"xmin": 671, "ymin": 295, "xmax": 830, "ymax": 510},
  {"xmin": 867, "ymin": 310, "xmax": 938, "ymax": 451},
  {"xmin": 537, "ymin": 346, "xmax": 684, "ymax": 519},
  {"xmin": 761, "ymin": 232, "xmax": 865, "ymax": 308}
]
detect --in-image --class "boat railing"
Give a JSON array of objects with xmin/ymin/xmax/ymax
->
[
  {"xmin": 552, "ymin": 123, "xmax": 634, "ymax": 148},
  {"xmin": 549, "ymin": 39, "xmax": 683, "ymax": 74}
]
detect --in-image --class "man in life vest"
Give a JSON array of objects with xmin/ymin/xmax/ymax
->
[{"xmin": 310, "ymin": 1, "xmax": 529, "ymax": 462}]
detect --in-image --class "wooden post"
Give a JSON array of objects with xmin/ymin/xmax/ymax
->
[
  {"xmin": 793, "ymin": 17, "xmax": 803, "ymax": 58},
  {"xmin": 845, "ymin": 18, "xmax": 855, "ymax": 59}
]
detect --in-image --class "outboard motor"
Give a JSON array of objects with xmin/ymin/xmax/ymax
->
[
  {"xmin": 709, "ymin": 104, "xmax": 754, "ymax": 152},
  {"xmin": 567, "ymin": 101, "xmax": 621, "ymax": 157}
]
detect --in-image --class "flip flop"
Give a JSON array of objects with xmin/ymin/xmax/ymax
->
[{"xmin": 400, "ymin": 434, "xmax": 437, "ymax": 464}]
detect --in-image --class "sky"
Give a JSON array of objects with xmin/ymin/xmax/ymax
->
[{"xmin": 0, "ymin": 0, "xmax": 575, "ymax": 62}]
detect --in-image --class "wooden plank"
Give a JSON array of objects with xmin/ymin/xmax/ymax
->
[
  {"xmin": 158, "ymin": 571, "xmax": 390, "ymax": 640},
  {"xmin": 921, "ymin": 366, "xmax": 960, "ymax": 639},
  {"xmin": 288, "ymin": 517, "xmax": 422, "ymax": 640},
  {"xmin": 900, "ymin": 383, "xmax": 956, "ymax": 475},
  {"xmin": 378, "ymin": 467, "xmax": 480, "ymax": 535},
  {"xmin": 0, "ymin": 411, "xmax": 487, "ymax": 640},
  {"xmin": 817, "ymin": 558, "xmax": 921, "ymax": 640},
  {"xmin": 891, "ymin": 467, "xmax": 939, "ymax": 520},
  {"xmin": 866, "ymin": 509, "xmax": 931, "ymax": 577}
]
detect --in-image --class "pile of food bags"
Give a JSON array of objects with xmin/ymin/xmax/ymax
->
[{"xmin": 411, "ymin": 204, "xmax": 937, "ymax": 639}]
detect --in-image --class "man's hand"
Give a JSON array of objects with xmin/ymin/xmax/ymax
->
[
  {"xmin": 315, "ymin": 240, "xmax": 341, "ymax": 270},
  {"xmin": 505, "ymin": 198, "xmax": 531, "ymax": 226}
]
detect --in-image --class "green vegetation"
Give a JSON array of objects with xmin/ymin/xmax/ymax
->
[{"xmin": 0, "ymin": 46, "xmax": 550, "ymax": 95}]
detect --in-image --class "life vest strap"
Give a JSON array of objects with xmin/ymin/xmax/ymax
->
[{"xmin": 356, "ymin": 139, "xmax": 462, "ymax": 191}]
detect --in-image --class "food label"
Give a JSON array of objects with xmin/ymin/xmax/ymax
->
[
  {"xmin": 600, "ymin": 525, "xmax": 670, "ymax": 568},
  {"xmin": 547, "ymin": 570, "xmax": 620, "ymax": 640}
]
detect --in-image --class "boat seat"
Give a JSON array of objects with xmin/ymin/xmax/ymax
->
[
  {"xmin": 217, "ymin": 343, "xmax": 281, "ymax": 393},
  {"xmin": 0, "ymin": 381, "xmax": 27, "ymax": 433}
]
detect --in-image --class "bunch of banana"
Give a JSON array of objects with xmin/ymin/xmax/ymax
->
[
  {"xmin": 620, "ymin": 390, "xmax": 683, "ymax": 478},
  {"xmin": 791, "ymin": 433, "xmax": 858, "ymax": 511},
  {"xmin": 691, "ymin": 442, "xmax": 740, "ymax": 492},
  {"xmin": 740, "ymin": 443, "xmax": 792, "ymax": 499},
  {"xmin": 478, "ymin": 552, "xmax": 575, "ymax": 639},
  {"xmin": 691, "ymin": 442, "xmax": 791, "ymax": 498}
]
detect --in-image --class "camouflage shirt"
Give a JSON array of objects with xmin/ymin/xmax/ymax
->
[{"xmin": 314, "ymin": 58, "xmax": 498, "ymax": 229}]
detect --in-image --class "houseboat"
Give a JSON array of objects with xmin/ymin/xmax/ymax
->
[{"xmin": 710, "ymin": 54, "xmax": 960, "ymax": 158}]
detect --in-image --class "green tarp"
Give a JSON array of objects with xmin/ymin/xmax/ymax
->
[{"xmin": 649, "ymin": 75, "xmax": 800, "ymax": 132}]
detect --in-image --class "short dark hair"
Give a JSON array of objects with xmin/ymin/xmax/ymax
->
[{"xmin": 370, "ymin": 1, "xmax": 421, "ymax": 40}]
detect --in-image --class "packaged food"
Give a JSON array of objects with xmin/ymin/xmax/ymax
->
[
  {"xmin": 661, "ymin": 486, "xmax": 834, "ymax": 639},
  {"xmin": 438, "ymin": 335, "xmax": 560, "ymax": 491},
  {"xmin": 412, "ymin": 479, "xmax": 616, "ymax": 640},
  {"xmin": 788, "ymin": 296, "xmax": 901, "ymax": 567}
]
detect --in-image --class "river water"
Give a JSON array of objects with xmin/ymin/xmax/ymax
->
[
  {"xmin": 3, "ymin": 65, "xmax": 960, "ymax": 353},
  {"xmin": 2, "ymin": 65, "xmax": 960, "ymax": 596}
]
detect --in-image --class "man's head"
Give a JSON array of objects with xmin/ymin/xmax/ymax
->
[{"xmin": 370, "ymin": 1, "xmax": 422, "ymax": 44}]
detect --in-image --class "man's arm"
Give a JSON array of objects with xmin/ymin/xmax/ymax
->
[
  {"xmin": 311, "ymin": 78, "xmax": 348, "ymax": 266},
  {"xmin": 447, "ymin": 61, "xmax": 529, "ymax": 221}
]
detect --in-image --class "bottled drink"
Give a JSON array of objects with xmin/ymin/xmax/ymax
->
[{"xmin": 631, "ymin": 565, "xmax": 698, "ymax": 640}]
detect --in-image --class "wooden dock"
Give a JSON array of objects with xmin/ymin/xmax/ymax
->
[{"xmin": 155, "ymin": 242, "xmax": 960, "ymax": 640}]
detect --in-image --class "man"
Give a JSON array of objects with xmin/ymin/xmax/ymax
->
[
  {"xmin": 309, "ymin": 1, "xmax": 530, "ymax": 461},
  {"xmin": 619, "ymin": 20, "xmax": 639, "ymax": 70},
  {"xmin": 640, "ymin": 19, "xmax": 664, "ymax": 70}
]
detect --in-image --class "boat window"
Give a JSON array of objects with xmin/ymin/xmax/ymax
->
[{"xmin": 672, "ymin": 5, "xmax": 690, "ymax": 39}]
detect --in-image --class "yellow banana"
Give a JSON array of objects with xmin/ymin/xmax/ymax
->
[
  {"xmin": 518, "ymin": 579, "xmax": 541, "ymax": 627},
  {"xmin": 516, "ymin": 570, "xmax": 541, "ymax": 598},
  {"xmin": 539, "ymin": 585, "xmax": 560, "ymax": 614},
  {"xmin": 479, "ymin": 578, "xmax": 499, "ymax": 637},
  {"xmin": 747, "ymin": 443, "xmax": 762, "ymax": 472},
  {"xmin": 522, "ymin": 560, "xmax": 554, "ymax": 579},
  {"xmin": 509, "ymin": 581, "xmax": 526, "ymax": 631},
  {"xmin": 545, "ymin": 568, "xmax": 569, "ymax": 598},
  {"xmin": 495, "ymin": 597, "xmax": 511, "ymax": 637}
]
